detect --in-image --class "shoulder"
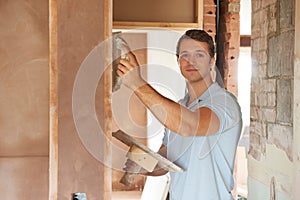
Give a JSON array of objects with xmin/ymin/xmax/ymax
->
[
  {"xmin": 201, "ymin": 84, "xmax": 242, "ymax": 132},
  {"xmin": 209, "ymin": 84, "xmax": 239, "ymax": 107}
]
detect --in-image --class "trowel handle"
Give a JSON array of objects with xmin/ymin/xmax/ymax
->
[{"xmin": 120, "ymin": 164, "xmax": 142, "ymax": 187}]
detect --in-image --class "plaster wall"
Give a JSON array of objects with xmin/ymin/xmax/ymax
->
[
  {"xmin": 0, "ymin": 0, "xmax": 49, "ymax": 198},
  {"xmin": 0, "ymin": 0, "xmax": 110, "ymax": 199},
  {"xmin": 113, "ymin": 0, "xmax": 195, "ymax": 23},
  {"xmin": 248, "ymin": 144, "xmax": 293, "ymax": 200},
  {"xmin": 54, "ymin": 0, "xmax": 108, "ymax": 199}
]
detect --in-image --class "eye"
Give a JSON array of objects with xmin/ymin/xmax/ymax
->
[
  {"xmin": 180, "ymin": 53, "xmax": 190, "ymax": 60},
  {"xmin": 195, "ymin": 52, "xmax": 204, "ymax": 58}
]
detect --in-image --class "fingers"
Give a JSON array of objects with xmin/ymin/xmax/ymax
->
[
  {"xmin": 119, "ymin": 58, "xmax": 134, "ymax": 70},
  {"xmin": 117, "ymin": 58, "xmax": 134, "ymax": 77},
  {"xmin": 126, "ymin": 51, "xmax": 138, "ymax": 65},
  {"xmin": 116, "ymin": 51, "xmax": 145, "ymax": 91},
  {"xmin": 117, "ymin": 49, "xmax": 139, "ymax": 74},
  {"xmin": 123, "ymin": 159, "xmax": 139, "ymax": 172}
]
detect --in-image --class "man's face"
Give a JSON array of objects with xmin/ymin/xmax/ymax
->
[{"xmin": 178, "ymin": 39, "xmax": 214, "ymax": 83}]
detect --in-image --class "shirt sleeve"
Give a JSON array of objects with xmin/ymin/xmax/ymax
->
[
  {"xmin": 162, "ymin": 128, "xmax": 170, "ymax": 146},
  {"xmin": 202, "ymin": 92, "xmax": 242, "ymax": 134}
]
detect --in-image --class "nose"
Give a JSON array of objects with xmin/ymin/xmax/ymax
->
[{"xmin": 187, "ymin": 54, "xmax": 197, "ymax": 65}]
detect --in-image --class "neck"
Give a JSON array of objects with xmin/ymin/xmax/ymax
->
[{"xmin": 186, "ymin": 79, "xmax": 213, "ymax": 105}]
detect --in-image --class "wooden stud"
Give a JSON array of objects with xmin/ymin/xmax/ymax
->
[
  {"xmin": 104, "ymin": 0, "xmax": 113, "ymax": 199},
  {"xmin": 49, "ymin": 0, "xmax": 58, "ymax": 199}
]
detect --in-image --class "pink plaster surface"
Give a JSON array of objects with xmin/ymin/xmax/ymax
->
[
  {"xmin": 0, "ymin": 157, "xmax": 49, "ymax": 199},
  {"xmin": 0, "ymin": 0, "xmax": 49, "ymax": 156}
]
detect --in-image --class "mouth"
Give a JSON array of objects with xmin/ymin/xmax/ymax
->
[{"xmin": 185, "ymin": 68, "xmax": 199, "ymax": 72}]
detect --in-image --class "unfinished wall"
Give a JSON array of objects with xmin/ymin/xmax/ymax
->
[
  {"xmin": 113, "ymin": 0, "xmax": 195, "ymax": 23},
  {"xmin": 217, "ymin": 0, "xmax": 240, "ymax": 95},
  {"xmin": 293, "ymin": 0, "xmax": 300, "ymax": 198},
  {"xmin": 0, "ymin": 0, "xmax": 49, "ymax": 199},
  {"xmin": 51, "ymin": 0, "xmax": 109, "ymax": 199},
  {"xmin": 248, "ymin": 0, "xmax": 296, "ymax": 199},
  {"xmin": 203, "ymin": 0, "xmax": 217, "ymax": 39},
  {"xmin": 0, "ymin": 0, "xmax": 111, "ymax": 199}
]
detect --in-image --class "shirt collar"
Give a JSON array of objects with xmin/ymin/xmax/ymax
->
[{"xmin": 182, "ymin": 82, "xmax": 221, "ymax": 108}]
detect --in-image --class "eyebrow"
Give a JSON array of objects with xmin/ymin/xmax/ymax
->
[
  {"xmin": 179, "ymin": 49, "xmax": 209, "ymax": 55},
  {"xmin": 195, "ymin": 50, "xmax": 208, "ymax": 54}
]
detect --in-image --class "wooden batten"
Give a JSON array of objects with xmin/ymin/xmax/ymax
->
[
  {"xmin": 49, "ymin": 0, "xmax": 58, "ymax": 199},
  {"xmin": 195, "ymin": 0, "xmax": 204, "ymax": 28},
  {"xmin": 113, "ymin": 21, "xmax": 201, "ymax": 29},
  {"xmin": 103, "ymin": 0, "xmax": 113, "ymax": 199}
]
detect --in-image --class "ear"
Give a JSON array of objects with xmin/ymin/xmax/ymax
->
[{"xmin": 210, "ymin": 57, "xmax": 216, "ymax": 66}]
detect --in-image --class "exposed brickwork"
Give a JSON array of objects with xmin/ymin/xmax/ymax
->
[
  {"xmin": 249, "ymin": 0, "xmax": 295, "ymax": 161},
  {"xmin": 203, "ymin": 0, "xmax": 217, "ymax": 38},
  {"xmin": 216, "ymin": 0, "xmax": 240, "ymax": 96},
  {"xmin": 202, "ymin": 0, "xmax": 240, "ymax": 95}
]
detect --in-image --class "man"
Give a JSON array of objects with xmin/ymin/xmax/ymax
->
[{"xmin": 117, "ymin": 29, "xmax": 242, "ymax": 200}]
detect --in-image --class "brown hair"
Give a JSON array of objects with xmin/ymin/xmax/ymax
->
[{"xmin": 176, "ymin": 29, "xmax": 215, "ymax": 58}]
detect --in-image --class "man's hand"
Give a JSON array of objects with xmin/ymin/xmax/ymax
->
[
  {"xmin": 123, "ymin": 158, "xmax": 147, "ymax": 175},
  {"xmin": 117, "ymin": 51, "xmax": 147, "ymax": 91}
]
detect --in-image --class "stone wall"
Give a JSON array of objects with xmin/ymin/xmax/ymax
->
[
  {"xmin": 248, "ymin": 0, "xmax": 295, "ymax": 199},
  {"xmin": 249, "ymin": 0, "xmax": 295, "ymax": 162}
]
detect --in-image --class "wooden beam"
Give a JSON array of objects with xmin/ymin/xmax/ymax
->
[
  {"xmin": 240, "ymin": 35, "xmax": 251, "ymax": 47},
  {"xmin": 49, "ymin": 0, "xmax": 58, "ymax": 199},
  {"xmin": 196, "ymin": 0, "xmax": 204, "ymax": 28},
  {"xmin": 104, "ymin": 0, "xmax": 113, "ymax": 199},
  {"xmin": 113, "ymin": 21, "xmax": 200, "ymax": 29}
]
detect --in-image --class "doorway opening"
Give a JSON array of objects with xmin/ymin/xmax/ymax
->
[{"xmin": 235, "ymin": 0, "xmax": 251, "ymax": 199}]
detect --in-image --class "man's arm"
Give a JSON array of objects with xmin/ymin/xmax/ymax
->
[
  {"xmin": 134, "ymin": 84, "xmax": 219, "ymax": 136},
  {"xmin": 117, "ymin": 52, "xmax": 220, "ymax": 137}
]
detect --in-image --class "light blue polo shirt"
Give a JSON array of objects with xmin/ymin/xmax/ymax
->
[{"xmin": 163, "ymin": 82, "xmax": 242, "ymax": 200}]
